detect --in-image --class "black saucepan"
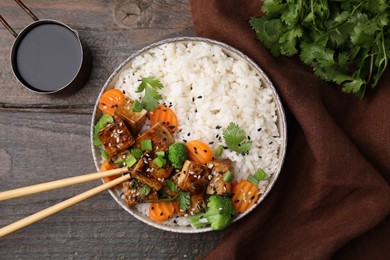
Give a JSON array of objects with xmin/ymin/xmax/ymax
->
[{"xmin": 0, "ymin": 0, "xmax": 91, "ymax": 94}]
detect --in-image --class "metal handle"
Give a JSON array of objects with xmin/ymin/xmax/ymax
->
[
  {"xmin": 15, "ymin": 0, "xmax": 39, "ymax": 21},
  {"xmin": 0, "ymin": 0, "xmax": 39, "ymax": 38},
  {"xmin": 0, "ymin": 15, "xmax": 18, "ymax": 38}
]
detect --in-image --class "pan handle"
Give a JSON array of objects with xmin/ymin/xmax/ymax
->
[
  {"xmin": 15, "ymin": 0, "xmax": 39, "ymax": 21},
  {"xmin": 0, "ymin": 15, "xmax": 18, "ymax": 38},
  {"xmin": 0, "ymin": 0, "xmax": 39, "ymax": 38}
]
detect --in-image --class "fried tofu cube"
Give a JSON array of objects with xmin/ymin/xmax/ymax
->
[
  {"xmin": 131, "ymin": 150, "xmax": 174, "ymax": 191},
  {"xmin": 115, "ymin": 97, "xmax": 147, "ymax": 136},
  {"xmin": 123, "ymin": 179, "xmax": 158, "ymax": 207},
  {"xmin": 98, "ymin": 116, "xmax": 135, "ymax": 157},
  {"xmin": 206, "ymin": 159, "xmax": 233, "ymax": 196},
  {"xmin": 189, "ymin": 193, "xmax": 207, "ymax": 214},
  {"xmin": 177, "ymin": 160, "xmax": 211, "ymax": 194},
  {"xmin": 135, "ymin": 122, "xmax": 174, "ymax": 151},
  {"xmin": 108, "ymin": 150, "xmax": 132, "ymax": 169}
]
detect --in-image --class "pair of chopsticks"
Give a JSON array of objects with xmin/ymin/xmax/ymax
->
[{"xmin": 0, "ymin": 167, "xmax": 131, "ymax": 238}]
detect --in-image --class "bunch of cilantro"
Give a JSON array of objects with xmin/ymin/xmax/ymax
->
[{"xmin": 250, "ymin": 0, "xmax": 390, "ymax": 98}]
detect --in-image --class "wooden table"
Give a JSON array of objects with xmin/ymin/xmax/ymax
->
[{"xmin": 0, "ymin": 1, "xmax": 222, "ymax": 258}]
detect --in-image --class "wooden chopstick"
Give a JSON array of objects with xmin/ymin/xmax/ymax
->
[
  {"xmin": 0, "ymin": 173, "xmax": 131, "ymax": 238},
  {"xmin": 0, "ymin": 167, "xmax": 129, "ymax": 201}
]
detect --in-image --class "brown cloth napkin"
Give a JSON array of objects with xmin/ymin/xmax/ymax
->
[{"xmin": 190, "ymin": 1, "xmax": 390, "ymax": 259}]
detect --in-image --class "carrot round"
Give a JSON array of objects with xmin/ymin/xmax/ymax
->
[
  {"xmin": 149, "ymin": 105, "xmax": 178, "ymax": 133},
  {"xmin": 100, "ymin": 160, "xmax": 122, "ymax": 189},
  {"xmin": 149, "ymin": 202, "xmax": 175, "ymax": 222},
  {"xmin": 98, "ymin": 89, "xmax": 125, "ymax": 115},
  {"xmin": 185, "ymin": 140, "xmax": 213, "ymax": 165},
  {"xmin": 231, "ymin": 180, "xmax": 259, "ymax": 213}
]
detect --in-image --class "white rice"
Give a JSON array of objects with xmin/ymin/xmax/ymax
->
[{"xmin": 113, "ymin": 41, "xmax": 282, "ymax": 226}]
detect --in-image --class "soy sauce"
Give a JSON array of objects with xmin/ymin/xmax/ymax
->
[{"xmin": 14, "ymin": 23, "xmax": 82, "ymax": 92}]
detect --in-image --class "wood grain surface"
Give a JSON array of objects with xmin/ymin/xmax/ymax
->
[{"xmin": 0, "ymin": 1, "xmax": 223, "ymax": 259}]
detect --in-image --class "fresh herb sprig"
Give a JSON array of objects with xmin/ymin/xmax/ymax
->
[
  {"xmin": 250, "ymin": 0, "xmax": 390, "ymax": 98},
  {"xmin": 222, "ymin": 122, "xmax": 253, "ymax": 154},
  {"xmin": 146, "ymin": 190, "xmax": 191, "ymax": 211},
  {"xmin": 178, "ymin": 191, "xmax": 191, "ymax": 211},
  {"xmin": 136, "ymin": 76, "xmax": 164, "ymax": 111}
]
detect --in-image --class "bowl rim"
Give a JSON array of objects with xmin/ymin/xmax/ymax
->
[{"xmin": 90, "ymin": 36, "xmax": 287, "ymax": 233}]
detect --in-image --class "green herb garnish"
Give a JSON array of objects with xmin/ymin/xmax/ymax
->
[
  {"xmin": 125, "ymin": 154, "xmax": 137, "ymax": 168},
  {"xmin": 155, "ymin": 151, "xmax": 165, "ymax": 157},
  {"xmin": 131, "ymin": 99, "xmax": 143, "ymax": 112},
  {"xmin": 153, "ymin": 156, "xmax": 166, "ymax": 168},
  {"xmin": 247, "ymin": 175, "xmax": 259, "ymax": 186},
  {"xmin": 93, "ymin": 114, "xmax": 113, "ymax": 146},
  {"xmin": 139, "ymin": 184, "xmax": 151, "ymax": 196},
  {"xmin": 136, "ymin": 76, "xmax": 164, "ymax": 111},
  {"xmin": 249, "ymin": 0, "xmax": 390, "ymax": 98},
  {"xmin": 100, "ymin": 149, "xmax": 108, "ymax": 160},
  {"xmin": 214, "ymin": 145, "xmax": 224, "ymax": 158},
  {"xmin": 254, "ymin": 168, "xmax": 267, "ymax": 181},
  {"xmin": 141, "ymin": 139, "xmax": 153, "ymax": 151},
  {"xmin": 223, "ymin": 171, "xmax": 233, "ymax": 182},
  {"xmin": 165, "ymin": 179, "xmax": 178, "ymax": 193},
  {"xmin": 113, "ymin": 158, "xmax": 125, "ymax": 164},
  {"xmin": 130, "ymin": 148, "xmax": 143, "ymax": 160},
  {"xmin": 178, "ymin": 191, "xmax": 191, "ymax": 211},
  {"xmin": 222, "ymin": 122, "xmax": 253, "ymax": 154}
]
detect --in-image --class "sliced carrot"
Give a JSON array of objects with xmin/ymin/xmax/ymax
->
[
  {"xmin": 100, "ymin": 159, "xmax": 113, "ymax": 171},
  {"xmin": 100, "ymin": 160, "xmax": 122, "ymax": 189},
  {"xmin": 185, "ymin": 140, "xmax": 213, "ymax": 165},
  {"xmin": 231, "ymin": 180, "xmax": 259, "ymax": 213},
  {"xmin": 98, "ymin": 89, "xmax": 125, "ymax": 115},
  {"xmin": 149, "ymin": 202, "xmax": 175, "ymax": 222},
  {"xmin": 149, "ymin": 105, "xmax": 178, "ymax": 133}
]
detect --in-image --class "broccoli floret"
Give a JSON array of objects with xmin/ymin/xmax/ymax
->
[
  {"xmin": 189, "ymin": 195, "xmax": 236, "ymax": 230},
  {"xmin": 168, "ymin": 142, "xmax": 188, "ymax": 169}
]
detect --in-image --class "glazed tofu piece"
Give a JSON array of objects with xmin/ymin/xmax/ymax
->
[
  {"xmin": 172, "ymin": 192, "xmax": 207, "ymax": 216},
  {"xmin": 115, "ymin": 97, "xmax": 147, "ymax": 136},
  {"xmin": 207, "ymin": 159, "xmax": 232, "ymax": 174},
  {"xmin": 131, "ymin": 150, "xmax": 174, "ymax": 191},
  {"xmin": 177, "ymin": 160, "xmax": 211, "ymax": 194},
  {"xmin": 108, "ymin": 150, "xmax": 132, "ymax": 169},
  {"xmin": 189, "ymin": 193, "xmax": 207, "ymax": 214},
  {"xmin": 135, "ymin": 122, "xmax": 174, "ymax": 151},
  {"xmin": 206, "ymin": 159, "xmax": 233, "ymax": 196},
  {"xmin": 123, "ymin": 179, "xmax": 158, "ymax": 207},
  {"xmin": 98, "ymin": 116, "xmax": 135, "ymax": 157}
]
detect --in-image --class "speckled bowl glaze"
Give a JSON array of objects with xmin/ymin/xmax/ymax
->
[{"xmin": 91, "ymin": 37, "xmax": 287, "ymax": 233}]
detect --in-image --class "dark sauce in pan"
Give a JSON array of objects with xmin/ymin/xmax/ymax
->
[{"xmin": 14, "ymin": 23, "xmax": 82, "ymax": 92}]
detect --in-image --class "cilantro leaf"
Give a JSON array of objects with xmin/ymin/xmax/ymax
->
[
  {"xmin": 222, "ymin": 122, "xmax": 253, "ymax": 154},
  {"xmin": 136, "ymin": 76, "xmax": 164, "ymax": 111},
  {"xmin": 279, "ymin": 25, "xmax": 303, "ymax": 56},
  {"xmin": 250, "ymin": 0, "xmax": 390, "ymax": 98},
  {"xmin": 178, "ymin": 191, "xmax": 191, "ymax": 211},
  {"xmin": 250, "ymin": 17, "xmax": 286, "ymax": 56}
]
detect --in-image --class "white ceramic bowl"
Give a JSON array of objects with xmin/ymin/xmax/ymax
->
[{"xmin": 90, "ymin": 37, "xmax": 287, "ymax": 233}]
